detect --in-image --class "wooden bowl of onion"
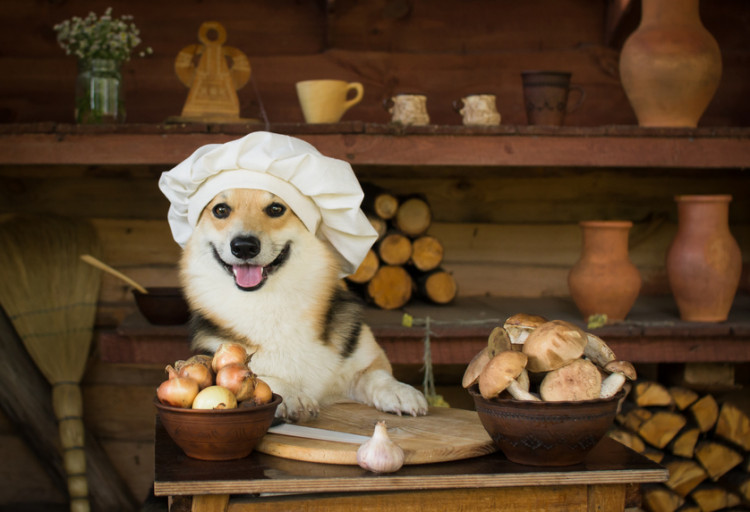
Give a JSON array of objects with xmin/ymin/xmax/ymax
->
[{"xmin": 154, "ymin": 343, "xmax": 282, "ymax": 460}]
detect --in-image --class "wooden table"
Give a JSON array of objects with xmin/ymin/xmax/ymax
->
[{"xmin": 154, "ymin": 419, "xmax": 668, "ymax": 512}]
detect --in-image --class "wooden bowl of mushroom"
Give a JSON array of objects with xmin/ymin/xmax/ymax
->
[
  {"xmin": 154, "ymin": 343, "xmax": 281, "ymax": 460},
  {"xmin": 463, "ymin": 316, "xmax": 635, "ymax": 466}
]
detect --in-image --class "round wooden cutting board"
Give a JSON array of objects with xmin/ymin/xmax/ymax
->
[{"xmin": 256, "ymin": 401, "xmax": 496, "ymax": 465}]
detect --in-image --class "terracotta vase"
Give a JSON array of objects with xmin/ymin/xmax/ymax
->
[
  {"xmin": 619, "ymin": 0, "xmax": 722, "ymax": 127},
  {"xmin": 568, "ymin": 221, "xmax": 642, "ymax": 323},
  {"xmin": 666, "ymin": 195, "xmax": 741, "ymax": 322}
]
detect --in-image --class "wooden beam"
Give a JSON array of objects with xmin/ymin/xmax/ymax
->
[{"xmin": 1, "ymin": 125, "xmax": 749, "ymax": 168}]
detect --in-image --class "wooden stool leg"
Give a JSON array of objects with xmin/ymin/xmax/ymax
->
[
  {"xmin": 587, "ymin": 484, "xmax": 626, "ymax": 512},
  {"xmin": 192, "ymin": 494, "xmax": 230, "ymax": 512}
]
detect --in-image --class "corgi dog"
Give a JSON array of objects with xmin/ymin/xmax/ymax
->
[{"xmin": 180, "ymin": 188, "xmax": 429, "ymax": 421}]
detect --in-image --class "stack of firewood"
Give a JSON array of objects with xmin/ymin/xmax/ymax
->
[
  {"xmin": 346, "ymin": 185, "xmax": 457, "ymax": 310},
  {"xmin": 607, "ymin": 381, "xmax": 750, "ymax": 511}
]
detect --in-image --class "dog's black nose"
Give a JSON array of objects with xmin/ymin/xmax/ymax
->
[{"xmin": 230, "ymin": 236, "xmax": 261, "ymax": 259}]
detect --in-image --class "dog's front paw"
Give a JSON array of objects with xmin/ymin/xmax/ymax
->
[
  {"xmin": 370, "ymin": 380, "xmax": 429, "ymax": 417},
  {"xmin": 265, "ymin": 379, "xmax": 320, "ymax": 422}
]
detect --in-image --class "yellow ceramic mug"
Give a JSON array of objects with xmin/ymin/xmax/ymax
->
[{"xmin": 296, "ymin": 80, "xmax": 364, "ymax": 123}]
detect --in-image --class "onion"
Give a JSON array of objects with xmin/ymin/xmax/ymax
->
[
  {"xmin": 253, "ymin": 379, "xmax": 273, "ymax": 405},
  {"xmin": 178, "ymin": 361, "xmax": 214, "ymax": 390},
  {"xmin": 211, "ymin": 343, "xmax": 249, "ymax": 373},
  {"xmin": 192, "ymin": 385, "xmax": 238, "ymax": 410},
  {"xmin": 157, "ymin": 366, "xmax": 199, "ymax": 408},
  {"xmin": 215, "ymin": 363, "xmax": 255, "ymax": 401}
]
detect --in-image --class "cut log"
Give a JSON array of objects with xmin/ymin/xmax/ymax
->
[
  {"xmin": 666, "ymin": 423, "xmax": 701, "ymax": 459},
  {"xmin": 346, "ymin": 249, "xmax": 379, "ymax": 284},
  {"xmin": 689, "ymin": 394, "xmax": 719, "ymax": 433},
  {"xmin": 638, "ymin": 410, "xmax": 687, "ymax": 449},
  {"xmin": 618, "ymin": 405, "xmax": 653, "ymax": 433},
  {"xmin": 718, "ymin": 468, "xmax": 750, "ymax": 503},
  {"xmin": 669, "ymin": 386, "xmax": 700, "ymax": 411},
  {"xmin": 410, "ymin": 235, "xmax": 444, "ymax": 272},
  {"xmin": 689, "ymin": 482, "xmax": 742, "ymax": 512},
  {"xmin": 367, "ymin": 215, "xmax": 388, "ymax": 240},
  {"xmin": 366, "ymin": 265, "xmax": 413, "ymax": 310},
  {"xmin": 663, "ymin": 457, "xmax": 708, "ymax": 497},
  {"xmin": 642, "ymin": 484, "xmax": 684, "ymax": 512},
  {"xmin": 394, "ymin": 197, "xmax": 432, "ymax": 237},
  {"xmin": 633, "ymin": 381, "xmax": 673, "ymax": 407},
  {"xmin": 643, "ymin": 447, "xmax": 666, "ymax": 464},
  {"xmin": 674, "ymin": 503, "xmax": 701, "ymax": 512},
  {"xmin": 415, "ymin": 269, "xmax": 458, "ymax": 305},
  {"xmin": 715, "ymin": 397, "xmax": 750, "ymax": 451},
  {"xmin": 694, "ymin": 440, "xmax": 743, "ymax": 481},
  {"xmin": 361, "ymin": 183, "xmax": 399, "ymax": 220},
  {"xmin": 377, "ymin": 232, "xmax": 413, "ymax": 266},
  {"xmin": 608, "ymin": 428, "xmax": 646, "ymax": 453}
]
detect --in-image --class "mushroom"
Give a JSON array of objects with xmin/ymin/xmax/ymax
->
[
  {"xmin": 600, "ymin": 360, "xmax": 637, "ymax": 399},
  {"xmin": 487, "ymin": 325, "xmax": 512, "ymax": 355},
  {"xmin": 503, "ymin": 313, "xmax": 548, "ymax": 346},
  {"xmin": 522, "ymin": 320, "xmax": 588, "ymax": 373},
  {"xmin": 539, "ymin": 358, "xmax": 602, "ymax": 401},
  {"xmin": 478, "ymin": 351, "xmax": 540, "ymax": 401},
  {"xmin": 462, "ymin": 326, "xmax": 512, "ymax": 388},
  {"xmin": 462, "ymin": 346, "xmax": 492, "ymax": 388},
  {"xmin": 584, "ymin": 332, "xmax": 618, "ymax": 368}
]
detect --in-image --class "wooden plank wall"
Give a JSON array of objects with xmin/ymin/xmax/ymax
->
[
  {"xmin": 0, "ymin": 0, "xmax": 748, "ymax": 125},
  {"xmin": 1, "ymin": 164, "xmax": 749, "ymax": 327}
]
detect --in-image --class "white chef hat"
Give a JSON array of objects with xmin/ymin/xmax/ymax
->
[{"xmin": 158, "ymin": 131, "xmax": 377, "ymax": 277}]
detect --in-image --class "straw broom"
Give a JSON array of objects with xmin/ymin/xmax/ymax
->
[{"xmin": 0, "ymin": 215, "xmax": 101, "ymax": 512}]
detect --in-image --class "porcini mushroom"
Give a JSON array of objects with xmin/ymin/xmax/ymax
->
[
  {"xmin": 539, "ymin": 358, "xmax": 602, "ymax": 401},
  {"xmin": 478, "ymin": 351, "xmax": 540, "ymax": 401},
  {"xmin": 488, "ymin": 325, "xmax": 512, "ymax": 355},
  {"xmin": 462, "ymin": 326, "xmax": 512, "ymax": 388},
  {"xmin": 600, "ymin": 360, "xmax": 637, "ymax": 399},
  {"xmin": 462, "ymin": 346, "xmax": 492, "ymax": 388},
  {"xmin": 503, "ymin": 313, "xmax": 548, "ymax": 346},
  {"xmin": 522, "ymin": 320, "xmax": 588, "ymax": 373},
  {"xmin": 584, "ymin": 333, "xmax": 617, "ymax": 368}
]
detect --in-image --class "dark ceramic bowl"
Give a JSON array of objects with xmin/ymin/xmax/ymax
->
[
  {"xmin": 154, "ymin": 394, "xmax": 282, "ymax": 460},
  {"xmin": 469, "ymin": 387, "xmax": 624, "ymax": 466},
  {"xmin": 133, "ymin": 287, "xmax": 190, "ymax": 325}
]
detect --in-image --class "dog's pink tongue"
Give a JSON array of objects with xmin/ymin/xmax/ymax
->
[{"xmin": 233, "ymin": 265, "xmax": 263, "ymax": 288}]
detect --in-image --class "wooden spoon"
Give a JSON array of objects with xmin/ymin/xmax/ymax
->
[{"xmin": 80, "ymin": 254, "xmax": 149, "ymax": 294}]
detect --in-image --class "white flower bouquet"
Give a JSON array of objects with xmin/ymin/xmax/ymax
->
[{"xmin": 54, "ymin": 7, "xmax": 151, "ymax": 62}]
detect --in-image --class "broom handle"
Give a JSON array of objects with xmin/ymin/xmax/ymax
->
[
  {"xmin": 53, "ymin": 382, "xmax": 90, "ymax": 512},
  {"xmin": 80, "ymin": 255, "xmax": 149, "ymax": 294}
]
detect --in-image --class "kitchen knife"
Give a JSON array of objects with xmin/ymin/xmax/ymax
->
[{"xmin": 267, "ymin": 422, "xmax": 370, "ymax": 444}]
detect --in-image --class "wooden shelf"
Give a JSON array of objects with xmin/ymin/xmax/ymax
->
[
  {"xmin": 1, "ymin": 123, "xmax": 749, "ymax": 168},
  {"xmin": 102, "ymin": 294, "xmax": 750, "ymax": 366}
]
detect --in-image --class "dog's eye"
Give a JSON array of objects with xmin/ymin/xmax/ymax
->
[
  {"xmin": 265, "ymin": 203, "xmax": 286, "ymax": 218},
  {"xmin": 212, "ymin": 203, "xmax": 231, "ymax": 219}
]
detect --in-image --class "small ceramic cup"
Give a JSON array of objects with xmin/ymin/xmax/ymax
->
[
  {"xmin": 454, "ymin": 94, "xmax": 501, "ymax": 126},
  {"xmin": 295, "ymin": 79, "xmax": 364, "ymax": 123},
  {"xmin": 385, "ymin": 94, "xmax": 430, "ymax": 126},
  {"xmin": 521, "ymin": 71, "xmax": 585, "ymax": 126}
]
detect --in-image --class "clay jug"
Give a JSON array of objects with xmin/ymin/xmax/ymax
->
[
  {"xmin": 619, "ymin": 0, "xmax": 722, "ymax": 127},
  {"xmin": 666, "ymin": 195, "xmax": 741, "ymax": 322},
  {"xmin": 568, "ymin": 221, "xmax": 642, "ymax": 323}
]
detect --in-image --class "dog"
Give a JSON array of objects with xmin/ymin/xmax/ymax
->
[{"xmin": 179, "ymin": 188, "xmax": 429, "ymax": 421}]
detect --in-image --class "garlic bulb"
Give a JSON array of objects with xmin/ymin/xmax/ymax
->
[{"xmin": 356, "ymin": 421, "xmax": 404, "ymax": 473}]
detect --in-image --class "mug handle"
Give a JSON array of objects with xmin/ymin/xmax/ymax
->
[
  {"xmin": 344, "ymin": 82, "xmax": 364, "ymax": 110},
  {"xmin": 382, "ymin": 97, "xmax": 394, "ymax": 113},
  {"xmin": 567, "ymin": 85, "xmax": 586, "ymax": 113}
]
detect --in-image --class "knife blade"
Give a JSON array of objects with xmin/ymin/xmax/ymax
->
[{"xmin": 267, "ymin": 423, "xmax": 370, "ymax": 444}]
